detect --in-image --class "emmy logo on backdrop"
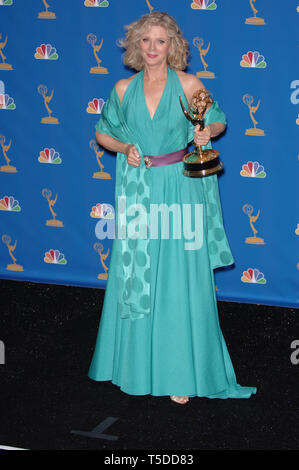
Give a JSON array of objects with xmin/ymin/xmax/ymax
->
[
  {"xmin": 193, "ymin": 37, "xmax": 215, "ymax": 79},
  {"xmin": 38, "ymin": 84, "xmax": 59, "ymax": 124},
  {"xmin": 94, "ymin": 243, "xmax": 109, "ymax": 279},
  {"xmin": 242, "ymin": 204, "xmax": 265, "ymax": 245},
  {"xmin": 38, "ymin": 0, "xmax": 56, "ymax": 19},
  {"xmin": 243, "ymin": 94, "xmax": 265, "ymax": 136},
  {"xmin": 245, "ymin": 0, "xmax": 266, "ymax": 25},
  {"xmin": 42, "ymin": 188, "xmax": 63, "ymax": 227},
  {"xmin": 2, "ymin": 234, "xmax": 23, "ymax": 271},
  {"xmin": 91, "ymin": 141, "xmax": 111, "ymax": 179},
  {"xmin": 88, "ymin": 34, "xmax": 109, "ymax": 75},
  {"xmin": 0, "ymin": 33, "xmax": 12, "ymax": 70},
  {"xmin": 0, "ymin": 135, "xmax": 17, "ymax": 173},
  {"xmin": 146, "ymin": 0, "xmax": 154, "ymax": 12}
]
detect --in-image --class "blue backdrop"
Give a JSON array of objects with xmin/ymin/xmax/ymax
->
[{"xmin": 0, "ymin": 0, "xmax": 298, "ymax": 308}]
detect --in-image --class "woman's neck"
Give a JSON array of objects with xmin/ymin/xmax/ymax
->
[{"xmin": 143, "ymin": 62, "xmax": 168, "ymax": 82}]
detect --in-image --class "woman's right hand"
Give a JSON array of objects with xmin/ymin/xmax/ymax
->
[{"xmin": 125, "ymin": 144, "xmax": 141, "ymax": 167}]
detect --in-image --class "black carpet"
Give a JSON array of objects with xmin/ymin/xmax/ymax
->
[{"xmin": 0, "ymin": 278, "xmax": 298, "ymax": 451}]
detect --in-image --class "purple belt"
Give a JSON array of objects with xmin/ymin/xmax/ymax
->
[{"xmin": 143, "ymin": 148, "xmax": 187, "ymax": 168}]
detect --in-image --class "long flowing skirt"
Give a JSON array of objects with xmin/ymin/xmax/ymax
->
[{"xmin": 88, "ymin": 160, "xmax": 257, "ymax": 398}]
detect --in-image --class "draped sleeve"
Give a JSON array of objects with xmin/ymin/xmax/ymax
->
[
  {"xmin": 94, "ymin": 84, "xmax": 151, "ymax": 321},
  {"xmin": 204, "ymin": 100, "xmax": 227, "ymax": 126},
  {"xmin": 95, "ymin": 86, "xmax": 131, "ymax": 145}
]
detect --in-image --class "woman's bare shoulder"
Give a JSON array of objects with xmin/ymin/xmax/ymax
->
[
  {"xmin": 175, "ymin": 70, "xmax": 205, "ymax": 103},
  {"xmin": 115, "ymin": 74, "xmax": 138, "ymax": 104}
]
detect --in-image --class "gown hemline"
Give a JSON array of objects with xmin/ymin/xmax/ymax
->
[{"xmin": 87, "ymin": 375, "xmax": 257, "ymax": 399}]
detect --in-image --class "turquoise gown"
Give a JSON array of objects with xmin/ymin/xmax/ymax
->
[{"xmin": 88, "ymin": 67, "xmax": 257, "ymax": 399}]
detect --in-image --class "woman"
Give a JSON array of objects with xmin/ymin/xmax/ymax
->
[{"xmin": 88, "ymin": 11, "xmax": 256, "ymax": 404}]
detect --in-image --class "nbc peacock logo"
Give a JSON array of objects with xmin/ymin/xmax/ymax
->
[
  {"xmin": 38, "ymin": 147, "xmax": 62, "ymax": 164},
  {"xmin": 240, "ymin": 51, "xmax": 266, "ymax": 68},
  {"xmin": 290, "ymin": 80, "xmax": 299, "ymax": 125},
  {"xmin": 84, "ymin": 0, "xmax": 109, "ymax": 6},
  {"xmin": 34, "ymin": 44, "xmax": 58, "ymax": 60},
  {"xmin": 0, "ymin": 81, "xmax": 15, "ymax": 110},
  {"xmin": 240, "ymin": 161, "xmax": 266, "ymax": 178},
  {"xmin": 87, "ymin": 98, "xmax": 105, "ymax": 114},
  {"xmin": 241, "ymin": 268, "xmax": 266, "ymax": 284},
  {"xmin": 0, "ymin": 0, "xmax": 13, "ymax": 5},
  {"xmin": 0, "ymin": 93, "xmax": 15, "ymax": 109},
  {"xmin": 0, "ymin": 195, "xmax": 20, "ymax": 212},
  {"xmin": 90, "ymin": 203, "xmax": 114, "ymax": 219},
  {"xmin": 191, "ymin": 0, "xmax": 217, "ymax": 9},
  {"xmin": 44, "ymin": 249, "xmax": 67, "ymax": 265}
]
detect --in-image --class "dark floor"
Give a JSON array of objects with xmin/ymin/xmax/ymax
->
[{"xmin": 0, "ymin": 278, "xmax": 298, "ymax": 450}]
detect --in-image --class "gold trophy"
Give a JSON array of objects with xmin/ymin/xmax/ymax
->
[{"xmin": 179, "ymin": 89, "xmax": 223, "ymax": 177}]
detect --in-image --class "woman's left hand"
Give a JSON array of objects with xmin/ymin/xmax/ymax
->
[{"xmin": 194, "ymin": 125, "xmax": 211, "ymax": 146}]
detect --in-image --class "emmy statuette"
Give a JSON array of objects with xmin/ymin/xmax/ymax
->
[{"xmin": 179, "ymin": 89, "xmax": 223, "ymax": 178}]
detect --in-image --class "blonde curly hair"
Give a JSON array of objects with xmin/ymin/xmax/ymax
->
[{"xmin": 118, "ymin": 11, "xmax": 190, "ymax": 71}]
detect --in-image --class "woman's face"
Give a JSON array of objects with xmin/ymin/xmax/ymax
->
[{"xmin": 139, "ymin": 25, "xmax": 171, "ymax": 67}]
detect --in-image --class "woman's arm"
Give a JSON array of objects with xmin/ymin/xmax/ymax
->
[
  {"xmin": 95, "ymin": 131, "xmax": 141, "ymax": 167},
  {"xmin": 95, "ymin": 131, "xmax": 129, "ymax": 155},
  {"xmin": 177, "ymin": 71, "xmax": 226, "ymax": 144},
  {"xmin": 205, "ymin": 122, "xmax": 226, "ymax": 138},
  {"xmin": 194, "ymin": 119, "xmax": 225, "ymax": 146}
]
